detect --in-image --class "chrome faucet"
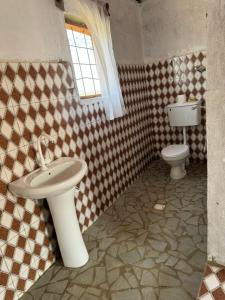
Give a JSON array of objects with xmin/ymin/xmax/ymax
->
[{"xmin": 37, "ymin": 133, "xmax": 54, "ymax": 170}]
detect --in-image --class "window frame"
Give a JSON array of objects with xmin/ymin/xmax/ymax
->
[{"xmin": 65, "ymin": 20, "xmax": 103, "ymax": 104}]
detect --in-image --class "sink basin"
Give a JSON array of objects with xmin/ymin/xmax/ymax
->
[
  {"xmin": 8, "ymin": 157, "xmax": 89, "ymax": 268},
  {"xmin": 9, "ymin": 157, "xmax": 87, "ymax": 199}
]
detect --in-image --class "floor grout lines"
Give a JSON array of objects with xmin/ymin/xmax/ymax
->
[{"xmin": 21, "ymin": 160, "xmax": 207, "ymax": 300}]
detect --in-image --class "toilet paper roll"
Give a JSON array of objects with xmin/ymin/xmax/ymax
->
[{"xmin": 176, "ymin": 94, "xmax": 186, "ymax": 104}]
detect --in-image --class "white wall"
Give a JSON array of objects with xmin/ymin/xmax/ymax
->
[
  {"xmin": 107, "ymin": 0, "xmax": 144, "ymax": 64},
  {"xmin": 0, "ymin": 0, "xmax": 143, "ymax": 64},
  {"xmin": 0, "ymin": 0, "xmax": 71, "ymax": 61},
  {"xmin": 65, "ymin": 0, "xmax": 144, "ymax": 64},
  {"xmin": 141, "ymin": 0, "xmax": 207, "ymax": 62},
  {"xmin": 207, "ymin": 0, "xmax": 225, "ymax": 266}
]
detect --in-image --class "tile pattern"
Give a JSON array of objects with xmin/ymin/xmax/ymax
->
[
  {"xmin": 0, "ymin": 62, "xmax": 153, "ymax": 299},
  {"xmin": 198, "ymin": 264, "xmax": 225, "ymax": 300},
  {"xmin": 146, "ymin": 51, "xmax": 207, "ymax": 161},
  {"xmin": 21, "ymin": 160, "xmax": 207, "ymax": 300},
  {"xmin": 0, "ymin": 52, "xmax": 207, "ymax": 299}
]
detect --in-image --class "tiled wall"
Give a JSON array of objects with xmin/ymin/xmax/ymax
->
[
  {"xmin": 146, "ymin": 51, "xmax": 207, "ymax": 161},
  {"xmin": 0, "ymin": 51, "xmax": 207, "ymax": 299},
  {"xmin": 198, "ymin": 263, "xmax": 225, "ymax": 299},
  {"xmin": 0, "ymin": 62, "xmax": 153, "ymax": 299}
]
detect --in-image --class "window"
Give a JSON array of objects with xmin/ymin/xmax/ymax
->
[
  {"xmin": 66, "ymin": 2, "xmax": 125, "ymax": 120},
  {"xmin": 65, "ymin": 21, "xmax": 102, "ymax": 100}
]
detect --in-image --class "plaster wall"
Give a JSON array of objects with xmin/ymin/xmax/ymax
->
[
  {"xmin": 0, "ymin": 0, "xmax": 143, "ymax": 64},
  {"xmin": 65, "ymin": 0, "xmax": 144, "ymax": 64},
  {"xmin": 207, "ymin": 0, "xmax": 225, "ymax": 266},
  {"xmin": 107, "ymin": 0, "xmax": 144, "ymax": 64},
  {"xmin": 0, "ymin": 0, "xmax": 71, "ymax": 61},
  {"xmin": 141, "ymin": 0, "xmax": 207, "ymax": 62}
]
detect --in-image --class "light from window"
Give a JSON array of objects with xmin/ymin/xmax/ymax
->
[{"xmin": 66, "ymin": 23, "xmax": 101, "ymax": 100}]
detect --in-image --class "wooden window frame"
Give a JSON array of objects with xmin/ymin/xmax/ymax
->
[{"xmin": 65, "ymin": 19, "xmax": 102, "ymax": 101}]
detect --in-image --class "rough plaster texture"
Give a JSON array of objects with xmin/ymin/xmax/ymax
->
[
  {"xmin": 0, "ymin": 0, "xmax": 143, "ymax": 64},
  {"xmin": 207, "ymin": 0, "xmax": 225, "ymax": 266},
  {"xmin": 22, "ymin": 160, "xmax": 207, "ymax": 300},
  {"xmin": 66, "ymin": 0, "xmax": 144, "ymax": 64},
  {"xmin": 107, "ymin": 0, "xmax": 144, "ymax": 64},
  {"xmin": 0, "ymin": 0, "xmax": 71, "ymax": 61},
  {"xmin": 141, "ymin": 0, "xmax": 207, "ymax": 62}
]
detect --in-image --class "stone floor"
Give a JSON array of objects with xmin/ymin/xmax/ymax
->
[{"xmin": 21, "ymin": 160, "xmax": 207, "ymax": 300}]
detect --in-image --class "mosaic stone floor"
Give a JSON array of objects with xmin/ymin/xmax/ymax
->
[{"xmin": 21, "ymin": 160, "xmax": 207, "ymax": 300}]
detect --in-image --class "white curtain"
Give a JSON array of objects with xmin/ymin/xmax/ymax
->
[{"xmin": 66, "ymin": 0, "xmax": 126, "ymax": 120}]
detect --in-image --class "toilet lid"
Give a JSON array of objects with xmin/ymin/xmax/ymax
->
[{"xmin": 161, "ymin": 144, "xmax": 189, "ymax": 158}]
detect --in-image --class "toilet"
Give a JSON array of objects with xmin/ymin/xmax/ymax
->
[{"xmin": 161, "ymin": 101, "xmax": 201, "ymax": 180}]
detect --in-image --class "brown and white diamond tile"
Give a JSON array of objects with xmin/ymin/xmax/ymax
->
[
  {"xmin": 0, "ymin": 63, "xmax": 13, "ymax": 109},
  {"xmin": 0, "ymin": 105, "xmax": 22, "ymax": 155},
  {"xmin": 1, "ymin": 145, "xmax": 31, "ymax": 183},
  {"xmin": 0, "ymin": 225, "xmax": 40, "ymax": 298},
  {"xmin": 0, "ymin": 248, "xmax": 15, "ymax": 300},
  {"xmin": 26, "ymin": 62, "xmax": 51, "ymax": 102},
  {"xmin": 13, "ymin": 102, "xmax": 43, "ymax": 145},
  {"xmin": 2, "ymin": 63, "xmax": 32, "ymax": 107}
]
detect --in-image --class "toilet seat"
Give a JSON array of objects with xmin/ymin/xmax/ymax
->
[{"xmin": 161, "ymin": 144, "xmax": 189, "ymax": 161}]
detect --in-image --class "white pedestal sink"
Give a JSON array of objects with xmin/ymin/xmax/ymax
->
[{"xmin": 8, "ymin": 157, "xmax": 89, "ymax": 268}]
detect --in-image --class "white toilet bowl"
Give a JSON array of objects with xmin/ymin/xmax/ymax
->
[{"xmin": 161, "ymin": 144, "xmax": 189, "ymax": 180}]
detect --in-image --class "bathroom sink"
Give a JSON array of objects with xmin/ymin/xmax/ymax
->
[
  {"xmin": 9, "ymin": 157, "xmax": 87, "ymax": 199},
  {"xmin": 8, "ymin": 156, "xmax": 89, "ymax": 268}
]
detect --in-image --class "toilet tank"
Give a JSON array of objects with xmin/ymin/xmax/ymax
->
[{"xmin": 167, "ymin": 101, "xmax": 201, "ymax": 127}]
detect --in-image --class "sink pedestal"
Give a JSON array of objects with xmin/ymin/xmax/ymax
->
[{"xmin": 47, "ymin": 188, "xmax": 89, "ymax": 268}]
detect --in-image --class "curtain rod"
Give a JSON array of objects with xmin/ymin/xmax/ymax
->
[
  {"xmin": 55, "ymin": 0, "xmax": 64, "ymax": 11},
  {"xmin": 55, "ymin": 0, "xmax": 110, "ymax": 16},
  {"xmin": 93, "ymin": 0, "xmax": 110, "ymax": 16}
]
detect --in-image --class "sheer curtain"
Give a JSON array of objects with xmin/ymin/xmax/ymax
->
[{"xmin": 66, "ymin": 0, "xmax": 126, "ymax": 120}]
